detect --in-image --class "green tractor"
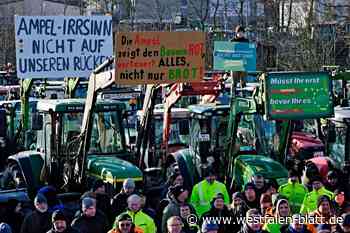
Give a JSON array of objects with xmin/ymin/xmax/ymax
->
[{"xmin": 1, "ymin": 98, "xmax": 142, "ymax": 198}]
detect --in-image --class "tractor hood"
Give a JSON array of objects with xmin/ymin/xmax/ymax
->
[{"xmin": 87, "ymin": 155, "xmax": 143, "ymax": 185}]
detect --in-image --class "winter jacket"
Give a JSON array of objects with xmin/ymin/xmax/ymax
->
[
  {"xmin": 71, "ymin": 210, "xmax": 109, "ymax": 233},
  {"xmin": 161, "ymin": 198, "xmax": 195, "ymax": 233},
  {"xmin": 278, "ymin": 181, "xmax": 308, "ymax": 214},
  {"xmin": 190, "ymin": 180, "xmax": 229, "ymax": 217},
  {"xmin": 299, "ymin": 187, "xmax": 333, "ymax": 214},
  {"xmin": 123, "ymin": 210, "xmax": 156, "ymax": 233},
  {"xmin": 229, "ymin": 202, "xmax": 250, "ymax": 233},
  {"xmin": 263, "ymin": 199, "xmax": 291, "ymax": 233},
  {"xmin": 111, "ymin": 191, "xmax": 134, "ymax": 218},
  {"xmin": 20, "ymin": 210, "xmax": 52, "ymax": 233},
  {"xmin": 306, "ymin": 210, "xmax": 337, "ymax": 233},
  {"xmin": 201, "ymin": 206, "xmax": 233, "ymax": 233}
]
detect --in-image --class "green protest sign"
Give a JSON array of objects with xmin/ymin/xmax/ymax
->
[{"xmin": 264, "ymin": 72, "xmax": 334, "ymax": 120}]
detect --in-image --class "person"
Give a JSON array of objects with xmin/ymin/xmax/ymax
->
[
  {"xmin": 162, "ymin": 185, "xmax": 189, "ymax": 233},
  {"xmin": 161, "ymin": 173, "xmax": 184, "ymax": 199},
  {"xmin": 38, "ymin": 186, "xmax": 64, "ymax": 212},
  {"xmin": 120, "ymin": 194, "xmax": 156, "ymax": 233},
  {"xmin": 280, "ymin": 214, "xmax": 312, "ymax": 233},
  {"xmin": 112, "ymin": 178, "xmax": 138, "ymax": 218},
  {"xmin": 91, "ymin": 179, "xmax": 112, "ymax": 221},
  {"xmin": 47, "ymin": 210, "xmax": 79, "ymax": 233},
  {"xmin": 179, "ymin": 204, "xmax": 199, "ymax": 233},
  {"xmin": 278, "ymin": 169, "xmax": 308, "ymax": 214},
  {"xmin": 20, "ymin": 193, "xmax": 52, "ymax": 233},
  {"xmin": 231, "ymin": 25, "xmax": 249, "ymax": 43},
  {"xmin": 334, "ymin": 213, "xmax": 350, "ymax": 233},
  {"xmin": 201, "ymin": 221, "xmax": 219, "ymax": 233},
  {"xmin": 71, "ymin": 197, "xmax": 109, "ymax": 233},
  {"xmin": 243, "ymin": 183, "xmax": 259, "ymax": 209},
  {"xmin": 252, "ymin": 174, "xmax": 266, "ymax": 200},
  {"xmin": 307, "ymin": 195, "xmax": 336, "ymax": 233},
  {"xmin": 0, "ymin": 223, "xmax": 12, "ymax": 233},
  {"xmin": 316, "ymin": 224, "xmax": 332, "ymax": 233},
  {"xmin": 264, "ymin": 180, "xmax": 278, "ymax": 196},
  {"xmin": 190, "ymin": 169, "xmax": 229, "ymax": 217},
  {"xmin": 263, "ymin": 199, "xmax": 291, "ymax": 233},
  {"xmin": 108, "ymin": 213, "xmax": 144, "ymax": 233},
  {"xmin": 201, "ymin": 193, "xmax": 232, "ymax": 233},
  {"xmin": 325, "ymin": 170, "xmax": 341, "ymax": 192},
  {"xmin": 238, "ymin": 209, "xmax": 268, "ymax": 233},
  {"xmin": 166, "ymin": 216, "xmax": 183, "ymax": 233},
  {"xmin": 333, "ymin": 189, "xmax": 350, "ymax": 216},
  {"xmin": 229, "ymin": 192, "xmax": 249, "ymax": 233},
  {"xmin": 260, "ymin": 194, "xmax": 272, "ymax": 216},
  {"xmin": 300, "ymin": 176, "xmax": 333, "ymax": 214}
]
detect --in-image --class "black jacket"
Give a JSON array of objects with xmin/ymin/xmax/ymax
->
[
  {"xmin": 111, "ymin": 191, "xmax": 138, "ymax": 218},
  {"xmin": 202, "ymin": 206, "xmax": 233, "ymax": 233},
  {"xmin": 20, "ymin": 210, "xmax": 52, "ymax": 233},
  {"xmin": 71, "ymin": 211, "xmax": 109, "ymax": 233}
]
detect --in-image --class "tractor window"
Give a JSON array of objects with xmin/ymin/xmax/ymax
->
[
  {"xmin": 236, "ymin": 115, "xmax": 255, "ymax": 149},
  {"xmin": 154, "ymin": 118, "xmax": 189, "ymax": 147},
  {"xmin": 328, "ymin": 121, "xmax": 346, "ymax": 168},
  {"xmin": 211, "ymin": 115, "xmax": 228, "ymax": 149},
  {"xmin": 254, "ymin": 115, "xmax": 277, "ymax": 155},
  {"xmin": 61, "ymin": 111, "xmax": 124, "ymax": 154},
  {"xmin": 90, "ymin": 111, "xmax": 123, "ymax": 153}
]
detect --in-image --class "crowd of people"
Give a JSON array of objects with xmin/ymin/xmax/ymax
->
[{"xmin": 0, "ymin": 165, "xmax": 349, "ymax": 233}]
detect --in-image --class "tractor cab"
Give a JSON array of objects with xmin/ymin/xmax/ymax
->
[
  {"xmin": 325, "ymin": 106, "xmax": 350, "ymax": 170},
  {"xmin": 0, "ymin": 99, "xmax": 38, "ymax": 153},
  {"xmin": 137, "ymin": 104, "xmax": 190, "ymax": 168},
  {"xmin": 9, "ymin": 98, "xmax": 142, "ymax": 194}
]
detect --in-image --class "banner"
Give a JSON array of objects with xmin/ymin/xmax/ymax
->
[
  {"xmin": 214, "ymin": 41, "xmax": 256, "ymax": 72},
  {"xmin": 15, "ymin": 16, "xmax": 113, "ymax": 79},
  {"xmin": 115, "ymin": 31, "xmax": 206, "ymax": 84},
  {"xmin": 265, "ymin": 72, "xmax": 334, "ymax": 120}
]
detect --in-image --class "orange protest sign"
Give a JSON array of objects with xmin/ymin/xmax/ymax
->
[{"xmin": 115, "ymin": 31, "xmax": 206, "ymax": 84}]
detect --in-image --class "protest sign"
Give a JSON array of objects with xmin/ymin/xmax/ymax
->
[
  {"xmin": 214, "ymin": 41, "xmax": 256, "ymax": 72},
  {"xmin": 15, "ymin": 16, "xmax": 113, "ymax": 79},
  {"xmin": 115, "ymin": 31, "xmax": 206, "ymax": 84},
  {"xmin": 265, "ymin": 72, "xmax": 333, "ymax": 120}
]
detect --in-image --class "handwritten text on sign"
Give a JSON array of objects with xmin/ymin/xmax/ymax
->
[
  {"xmin": 115, "ymin": 31, "xmax": 206, "ymax": 84},
  {"xmin": 15, "ymin": 16, "xmax": 113, "ymax": 78}
]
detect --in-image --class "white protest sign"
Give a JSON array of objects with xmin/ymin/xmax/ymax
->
[{"xmin": 15, "ymin": 16, "xmax": 113, "ymax": 79}]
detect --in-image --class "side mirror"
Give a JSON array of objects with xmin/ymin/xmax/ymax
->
[
  {"xmin": 31, "ymin": 113, "xmax": 43, "ymax": 130},
  {"xmin": 179, "ymin": 120, "xmax": 189, "ymax": 135},
  {"xmin": 0, "ymin": 109, "xmax": 6, "ymax": 137}
]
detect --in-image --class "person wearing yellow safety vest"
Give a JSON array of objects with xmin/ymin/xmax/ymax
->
[
  {"xmin": 189, "ymin": 168, "xmax": 229, "ymax": 217},
  {"xmin": 278, "ymin": 169, "xmax": 308, "ymax": 214},
  {"xmin": 300, "ymin": 176, "xmax": 334, "ymax": 214},
  {"xmin": 119, "ymin": 194, "xmax": 157, "ymax": 233}
]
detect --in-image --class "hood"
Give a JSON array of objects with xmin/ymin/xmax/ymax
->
[
  {"xmin": 87, "ymin": 155, "xmax": 143, "ymax": 185},
  {"xmin": 275, "ymin": 199, "xmax": 290, "ymax": 217}
]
